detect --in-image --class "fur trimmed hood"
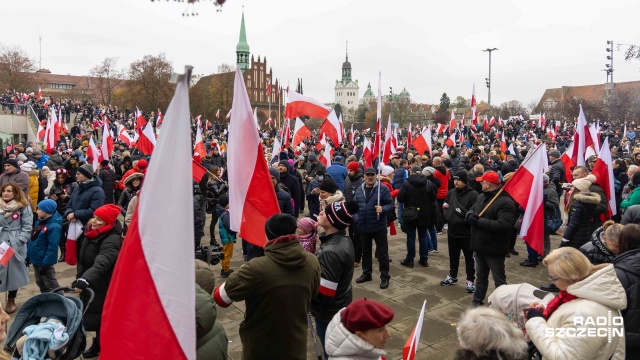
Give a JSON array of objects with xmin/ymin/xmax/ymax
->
[{"xmin": 574, "ymin": 192, "xmax": 601, "ymax": 204}]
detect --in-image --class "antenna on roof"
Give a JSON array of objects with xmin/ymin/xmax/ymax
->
[{"xmin": 38, "ymin": 31, "xmax": 43, "ymax": 70}]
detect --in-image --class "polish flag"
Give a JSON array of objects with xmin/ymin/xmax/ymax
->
[
  {"xmin": 436, "ymin": 123, "xmax": 447, "ymax": 136},
  {"xmin": 225, "ymin": 109, "xmax": 232, "ymax": 120},
  {"xmin": 538, "ymin": 113, "xmax": 545, "ymax": 129},
  {"xmin": 508, "ymin": 143, "xmax": 516, "ymax": 156},
  {"xmin": 503, "ymin": 143, "xmax": 549, "ymax": 255},
  {"xmin": 265, "ymin": 118, "xmax": 274, "ymax": 126},
  {"xmin": 483, "ymin": 114, "xmax": 489, "ymax": 133},
  {"xmin": 363, "ymin": 137, "xmax": 373, "ymax": 168},
  {"xmin": 271, "ymin": 133, "xmax": 282, "ymax": 161},
  {"xmin": 137, "ymin": 109, "xmax": 156, "ymax": 155},
  {"xmin": 471, "ymin": 84, "xmax": 477, "ymax": 127},
  {"xmin": 44, "ymin": 109, "xmax": 57, "ymax": 154},
  {"xmin": 412, "ymin": 128, "xmax": 432, "ymax": 157},
  {"xmin": 37, "ymin": 87, "xmax": 42, "ymax": 101},
  {"xmin": 292, "ymin": 117, "xmax": 311, "ymax": 147},
  {"xmin": 157, "ymin": 109, "xmax": 163, "ymax": 126},
  {"xmin": 320, "ymin": 109, "xmax": 342, "ymax": 146},
  {"xmin": 37, "ymin": 121, "xmax": 45, "ymax": 140},
  {"xmin": 319, "ymin": 277, "xmax": 338, "ymax": 297},
  {"xmin": 320, "ymin": 140, "xmax": 332, "ymax": 167},
  {"xmin": 285, "ymin": 89, "xmax": 331, "ymax": 119},
  {"xmin": 403, "ymin": 300, "xmax": 426, "ymax": 360},
  {"xmin": 216, "ymin": 109, "xmax": 220, "ymax": 119},
  {"xmin": 118, "ymin": 124, "xmax": 135, "ymax": 146},
  {"xmin": 449, "ymin": 110, "xmax": 457, "ymax": 135},
  {"xmin": 571, "ymin": 104, "xmax": 593, "ymax": 166},
  {"xmin": 51, "ymin": 106, "xmax": 60, "ymax": 144},
  {"xmin": 381, "ymin": 115, "xmax": 396, "ymax": 165},
  {"xmin": 135, "ymin": 107, "xmax": 147, "ymax": 131},
  {"xmin": 87, "ymin": 137, "xmax": 101, "ymax": 171},
  {"xmin": 266, "ymin": 83, "xmax": 271, "ymax": 97},
  {"xmin": 500, "ymin": 132, "xmax": 507, "ymax": 153},
  {"xmin": 591, "ymin": 137, "xmax": 616, "ymax": 217},
  {"xmin": 444, "ymin": 131, "xmax": 456, "ymax": 148},
  {"xmin": 0, "ymin": 242, "xmax": 16, "ymax": 267},
  {"xmin": 406, "ymin": 123, "xmax": 412, "ymax": 149},
  {"xmin": 588, "ymin": 123, "xmax": 601, "ymax": 155},
  {"xmin": 339, "ymin": 113, "xmax": 345, "ymax": 144},
  {"xmin": 283, "ymin": 118, "xmax": 291, "ymax": 149},
  {"xmin": 228, "ymin": 68, "xmax": 280, "ymax": 247},
  {"xmin": 193, "ymin": 123, "xmax": 206, "ymax": 156},
  {"xmin": 101, "ymin": 120, "xmax": 114, "ymax": 161},
  {"xmin": 101, "ymin": 68, "xmax": 196, "ymax": 360}
]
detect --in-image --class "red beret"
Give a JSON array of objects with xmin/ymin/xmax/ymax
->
[
  {"xmin": 347, "ymin": 161, "xmax": 359, "ymax": 172},
  {"xmin": 94, "ymin": 204, "xmax": 121, "ymax": 225},
  {"xmin": 341, "ymin": 298, "xmax": 394, "ymax": 333}
]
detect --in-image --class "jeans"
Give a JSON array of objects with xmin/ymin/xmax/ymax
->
[
  {"xmin": 427, "ymin": 225, "xmax": 438, "ymax": 251},
  {"xmin": 34, "ymin": 265, "xmax": 60, "ymax": 293},
  {"xmin": 315, "ymin": 319, "xmax": 330, "ymax": 358},
  {"xmin": 473, "ymin": 252, "xmax": 506, "ymax": 304},
  {"xmin": 448, "ymin": 236, "xmax": 475, "ymax": 281},
  {"xmin": 361, "ymin": 230, "xmax": 390, "ymax": 280},
  {"xmin": 348, "ymin": 225, "xmax": 362, "ymax": 263},
  {"xmin": 405, "ymin": 224, "xmax": 428, "ymax": 262}
]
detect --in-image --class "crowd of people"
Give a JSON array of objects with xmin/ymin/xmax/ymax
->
[{"xmin": 2, "ymin": 91, "xmax": 640, "ymax": 359}]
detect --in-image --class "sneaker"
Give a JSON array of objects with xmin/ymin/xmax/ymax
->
[
  {"xmin": 428, "ymin": 249, "xmax": 438, "ymax": 254},
  {"xmin": 440, "ymin": 276, "xmax": 458, "ymax": 286},
  {"xmin": 443, "ymin": 224, "xmax": 448, "ymax": 230},
  {"xmin": 466, "ymin": 281, "xmax": 475, "ymax": 293}
]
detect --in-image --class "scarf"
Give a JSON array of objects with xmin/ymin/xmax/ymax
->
[
  {"xmin": 543, "ymin": 290, "xmax": 578, "ymax": 319},
  {"xmin": 84, "ymin": 223, "xmax": 116, "ymax": 240},
  {"xmin": 0, "ymin": 199, "xmax": 25, "ymax": 218}
]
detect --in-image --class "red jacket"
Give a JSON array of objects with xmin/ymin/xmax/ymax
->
[{"xmin": 433, "ymin": 166, "xmax": 449, "ymax": 199}]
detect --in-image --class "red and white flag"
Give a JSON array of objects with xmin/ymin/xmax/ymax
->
[
  {"xmin": 591, "ymin": 137, "xmax": 616, "ymax": 217},
  {"xmin": 87, "ymin": 137, "xmax": 101, "ymax": 171},
  {"xmin": 102, "ymin": 68, "xmax": 196, "ymax": 360},
  {"xmin": 403, "ymin": 300, "xmax": 426, "ymax": 360},
  {"xmin": 381, "ymin": 115, "xmax": 396, "ymax": 165},
  {"xmin": 292, "ymin": 117, "xmax": 311, "ymax": 147},
  {"xmin": 271, "ymin": 134, "xmax": 282, "ymax": 161},
  {"xmin": 503, "ymin": 144, "xmax": 549, "ymax": 255},
  {"xmin": 101, "ymin": 120, "xmax": 114, "ymax": 161},
  {"xmin": 372, "ymin": 72, "xmax": 383, "ymax": 159},
  {"xmin": 500, "ymin": 132, "xmax": 507, "ymax": 153},
  {"xmin": 0, "ymin": 242, "xmax": 16, "ymax": 267},
  {"xmin": 560, "ymin": 142, "xmax": 576, "ymax": 183},
  {"xmin": 157, "ymin": 109, "xmax": 163, "ymax": 126},
  {"xmin": 228, "ymin": 68, "xmax": 280, "ymax": 247},
  {"xmin": 508, "ymin": 143, "xmax": 516, "ymax": 156},
  {"xmin": 471, "ymin": 84, "xmax": 477, "ymax": 127},
  {"xmin": 266, "ymin": 83, "xmax": 271, "ymax": 97},
  {"xmin": 571, "ymin": 104, "xmax": 593, "ymax": 167},
  {"xmin": 406, "ymin": 123, "xmax": 412, "ymax": 150},
  {"xmin": 37, "ymin": 121, "xmax": 45, "ymax": 140},
  {"xmin": 320, "ymin": 139, "xmax": 332, "ymax": 167},
  {"xmin": 449, "ymin": 110, "xmax": 457, "ymax": 135},
  {"xmin": 283, "ymin": 118, "xmax": 291, "ymax": 149},
  {"xmin": 285, "ymin": 89, "xmax": 331, "ymax": 119},
  {"xmin": 216, "ymin": 109, "xmax": 220, "ymax": 119},
  {"xmin": 193, "ymin": 123, "xmax": 206, "ymax": 156},
  {"xmin": 320, "ymin": 109, "xmax": 342, "ymax": 146},
  {"xmin": 136, "ymin": 108, "xmax": 156, "ymax": 155},
  {"xmin": 265, "ymin": 117, "xmax": 274, "ymax": 126},
  {"xmin": 37, "ymin": 87, "xmax": 42, "ymax": 101},
  {"xmin": 436, "ymin": 122, "xmax": 447, "ymax": 136},
  {"xmin": 363, "ymin": 137, "xmax": 373, "ymax": 168},
  {"xmin": 225, "ymin": 109, "xmax": 232, "ymax": 120},
  {"xmin": 444, "ymin": 131, "xmax": 456, "ymax": 148},
  {"xmin": 412, "ymin": 128, "xmax": 432, "ymax": 157},
  {"xmin": 118, "ymin": 124, "xmax": 135, "ymax": 146}
]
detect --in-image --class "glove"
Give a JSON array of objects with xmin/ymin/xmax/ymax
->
[
  {"xmin": 526, "ymin": 308, "xmax": 544, "ymax": 320},
  {"xmin": 72, "ymin": 278, "xmax": 89, "ymax": 290},
  {"xmin": 467, "ymin": 214, "xmax": 480, "ymax": 226}
]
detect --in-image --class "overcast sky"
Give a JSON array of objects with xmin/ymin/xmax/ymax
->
[{"xmin": 2, "ymin": 0, "xmax": 639, "ymax": 108}]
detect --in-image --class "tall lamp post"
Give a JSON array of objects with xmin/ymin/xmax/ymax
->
[{"xmin": 483, "ymin": 48, "xmax": 498, "ymax": 110}]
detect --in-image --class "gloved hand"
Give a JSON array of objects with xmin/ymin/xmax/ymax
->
[
  {"xmin": 24, "ymin": 257, "xmax": 30, "ymax": 267},
  {"xmin": 468, "ymin": 214, "xmax": 480, "ymax": 226},
  {"xmin": 526, "ymin": 308, "xmax": 544, "ymax": 320},
  {"xmin": 72, "ymin": 278, "xmax": 89, "ymax": 290}
]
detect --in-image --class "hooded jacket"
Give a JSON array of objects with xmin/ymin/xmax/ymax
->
[
  {"xmin": 614, "ymin": 248, "xmax": 640, "ymax": 354},
  {"xmin": 525, "ymin": 264, "xmax": 626, "ymax": 360},
  {"xmin": 27, "ymin": 212, "xmax": 63, "ymax": 267},
  {"xmin": 194, "ymin": 260, "xmax": 228, "ymax": 360},
  {"xmin": 65, "ymin": 178, "xmax": 106, "ymax": 225},
  {"xmin": 327, "ymin": 162, "xmax": 348, "ymax": 193},
  {"xmin": 579, "ymin": 227, "xmax": 616, "ymax": 265},
  {"xmin": 563, "ymin": 192, "xmax": 602, "ymax": 249},
  {"xmin": 433, "ymin": 166, "xmax": 450, "ymax": 199},
  {"xmin": 213, "ymin": 234, "xmax": 320, "ymax": 360},
  {"xmin": 397, "ymin": 173, "xmax": 438, "ymax": 227},
  {"xmin": 444, "ymin": 184, "xmax": 479, "ymax": 238},
  {"xmin": 548, "ymin": 158, "xmax": 565, "ymax": 192},
  {"xmin": 98, "ymin": 165, "xmax": 117, "ymax": 204},
  {"xmin": 325, "ymin": 308, "xmax": 387, "ymax": 360}
]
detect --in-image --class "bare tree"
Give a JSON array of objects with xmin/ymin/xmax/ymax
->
[
  {"xmin": 123, "ymin": 54, "xmax": 175, "ymax": 111},
  {"xmin": 527, "ymin": 98, "xmax": 540, "ymax": 114},
  {"xmin": 0, "ymin": 44, "xmax": 37, "ymax": 92},
  {"xmin": 90, "ymin": 57, "xmax": 125, "ymax": 105}
]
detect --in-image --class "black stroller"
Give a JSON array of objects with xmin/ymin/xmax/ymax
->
[{"xmin": 4, "ymin": 286, "xmax": 94, "ymax": 360}]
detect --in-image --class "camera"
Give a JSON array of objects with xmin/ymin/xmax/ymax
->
[{"xmin": 195, "ymin": 245, "xmax": 224, "ymax": 265}]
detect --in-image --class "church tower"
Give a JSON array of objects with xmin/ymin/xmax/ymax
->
[
  {"xmin": 236, "ymin": 11, "xmax": 250, "ymax": 72},
  {"xmin": 334, "ymin": 42, "xmax": 359, "ymax": 113}
]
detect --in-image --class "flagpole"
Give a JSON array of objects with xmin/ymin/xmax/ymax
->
[{"xmin": 268, "ymin": 83, "xmax": 271, "ymax": 130}]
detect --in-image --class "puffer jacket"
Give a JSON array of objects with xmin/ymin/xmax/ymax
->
[
  {"xmin": 344, "ymin": 171, "xmax": 364, "ymax": 203},
  {"xmin": 525, "ymin": 264, "xmax": 626, "ymax": 360},
  {"xmin": 45, "ymin": 155, "xmax": 65, "ymax": 171},
  {"xmin": 98, "ymin": 166, "xmax": 117, "ymax": 204},
  {"xmin": 27, "ymin": 212, "xmax": 63, "ymax": 267},
  {"xmin": 614, "ymin": 248, "xmax": 640, "ymax": 354},
  {"xmin": 354, "ymin": 181, "xmax": 394, "ymax": 234},
  {"xmin": 275, "ymin": 184, "xmax": 294, "ymax": 216},
  {"xmin": 563, "ymin": 193, "xmax": 601, "ymax": 249},
  {"xmin": 444, "ymin": 184, "xmax": 479, "ymax": 238},
  {"xmin": 65, "ymin": 178, "xmax": 106, "ymax": 225},
  {"xmin": 307, "ymin": 176, "xmax": 333, "ymax": 218},
  {"xmin": 76, "ymin": 221, "xmax": 122, "ymax": 331},
  {"xmin": 311, "ymin": 230, "xmax": 354, "ymax": 323},
  {"xmin": 279, "ymin": 166, "xmax": 302, "ymax": 218},
  {"xmin": 325, "ymin": 308, "xmax": 387, "ymax": 360},
  {"xmin": 579, "ymin": 227, "xmax": 616, "ymax": 265},
  {"xmin": 589, "ymin": 183, "xmax": 610, "ymax": 232},
  {"xmin": 468, "ymin": 187, "xmax": 517, "ymax": 256},
  {"xmin": 543, "ymin": 182, "xmax": 560, "ymax": 220},
  {"xmin": 397, "ymin": 173, "xmax": 438, "ymax": 227},
  {"xmin": 548, "ymin": 158, "xmax": 565, "ymax": 192},
  {"xmin": 621, "ymin": 186, "xmax": 640, "ymax": 210},
  {"xmin": 433, "ymin": 166, "xmax": 449, "ymax": 199},
  {"xmin": 27, "ymin": 170, "xmax": 39, "ymax": 210},
  {"xmin": 327, "ymin": 162, "xmax": 348, "ymax": 192},
  {"xmin": 392, "ymin": 167, "xmax": 408, "ymax": 190}
]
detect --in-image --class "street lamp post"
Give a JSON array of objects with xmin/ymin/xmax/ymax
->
[{"xmin": 483, "ymin": 48, "xmax": 498, "ymax": 110}]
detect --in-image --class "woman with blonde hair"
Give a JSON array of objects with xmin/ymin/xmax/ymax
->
[
  {"xmin": 0, "ymin": 182, "xmax": 32, "ymax": 314},
  {"xmin": 455, "ymin": 307, "xmax": 528, "ymax": 360},
  {"xmin": 525, "ymin": 247, "xmax": 626, "ymax": 360},
  {"xmin": 580, "ymin": 220, "xmax": 622, "ymax": 265}
]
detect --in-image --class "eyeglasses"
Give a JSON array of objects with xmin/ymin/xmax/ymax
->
[{"xmin": 549, "ymin": 276, "xmax": 561, "ymax": 283}]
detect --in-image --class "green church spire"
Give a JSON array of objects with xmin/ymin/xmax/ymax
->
[{"xmin": 236, "ymin": 10, "xmax": 250, "ymax": 71}]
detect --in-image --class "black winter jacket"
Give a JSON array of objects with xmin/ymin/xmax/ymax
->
[
  {"xmin": 354, "ymin": 181, "xmax": 394, "ymax": 234},
  {"xmin": 548, "ymin": 158, "xmax": 565, "ymax": 192},
  {"xmin": 444, "ymin": 185, "xmax": 479, "ymax": 238},
  {"xmin": 392, "ymin": 167, "xmax": 407, "ymax": 190},
  {"xmin": 45, "ymin": 155, "xmax": 65, "ymax": 171},
  {"xmin": 76, "ymin": 221, "xmax": 122, "ymax": 331},
  {"xmin": 468, "ymin": 187, "xmax": 517, "ymax": 256},
  {"xmin": 311, "ymin": 230, "xmax": 354, "ymax": 322},
  {"xmin": 579, "ymin": 227, "xmax": 615, "ymax": 265},
  {"xmin": 65, "ymin": 178, "xmax": 106, "ymax": 225},
  {"xmin": 397, "ymin": 174, "xmax": 438, "ymax": 227},
  {"xmin": 563, "ymin": 193, "xmax": 601, "ymax": 249},
  {"xmin": 343, "ymin": 171, "xmax": 364, "ymax": 203},
  {"xmin": 588, "ymin": 183, "xmax": 609, "ymax": 233},
  {"xmin": 614, "ymin": 248, "xmax": 640, "ymax": 354},
  {"xmin": 280, "ymin": 167, "xmax": 301, "ymax": 218},
  {"xmin": 98, "ymin": 166, "xmax": 117, "ymax": 204},
  {"xmin": 275, "ymin": 184, "xmax": 294, "ymax": 216},
  {"xmin": 210, "ymin": 154, "xmax": 226, "ymax": 168}
]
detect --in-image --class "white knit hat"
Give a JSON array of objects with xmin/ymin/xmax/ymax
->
[{"xmin": 572, "ymin": 174, "xmax": 596, "ymax": 193}]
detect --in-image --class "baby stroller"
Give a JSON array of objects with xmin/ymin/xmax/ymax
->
[{"xmin": 4, "ymin": 286, "xmax": 94, "ymax": 360}]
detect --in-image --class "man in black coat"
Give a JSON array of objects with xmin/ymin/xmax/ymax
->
[
  {"xmin": 397, "ymin": 166, "xmax": 437, "ymax": 268},
  {"xmin": 278, "ymin": 161, "xmax": 302, "ymax": 218},
  {"xmin": 465, "ymin": 171, "xmax": 516, "ymax": 307},
  {"xmin": 441, "ymin": 171, "xmax": 479, "ymax": 292},
  {"xmin": 344, "ymin": 162, "xmax": 364, "ymax": 265},
  {"xmin": 210, "ymin": 147, "xmax": 226, "ymax": 168},
  {"xmin": 98, "ymin": 160, "xmax": 117, "ymax": 204}
]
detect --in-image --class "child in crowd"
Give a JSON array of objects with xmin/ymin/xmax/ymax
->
[
  {"xmin": 297, "ymin": 217, "xmax": 318, "ymax": 254},
  {"xmin": 217, "ymin": 195, "xmax": 235, "ymax": 278}
]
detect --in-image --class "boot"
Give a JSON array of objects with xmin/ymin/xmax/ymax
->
[
  {"xmin": 82, "ymin": 337, "xmax": 100, "ymax": 358},
  {"xmin": 58, "ymin": 253, "xmax": 65, "ymax": 262},
  {"xmin": 5, "ymin": 298, "xmax": 16, "ymax": 314}
]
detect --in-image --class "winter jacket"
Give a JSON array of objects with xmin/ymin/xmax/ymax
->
[
  {"xmin": 194, "ymin": 261, "xmax": 228, "ymax": 360},
  {"xmin": 98, "ymin": 166, "xmax": 117, "ymax": 204},
  {"xmin": 49, "ymin": 181, "xmax": 75, "ymax": 216},
  {"xmin": 117, "ymin": 173, "xmax": 142, "ymax": 213},
  {"xmin": 543, "ymin": 182, "xmax": 560, "ymax": 220},
  {"xmin": 76, "ymin": 221, "xmax": 122, "ymax": 331},
  {"xmin": 0, "ymin": 204, "xmax": 32, "ymax": 292},
  {"xmin": 307, "ymin": 176, "xmax": 333, "ymax": 219},
  {"xmin": 216, "ymin": 204, "xmax": 236, "ymax": 245},
  {"xmin": 327, "ymin": 162, "xmax": 348, "ymax": 193},
  {"xmin": 27, "ymin": 170, "xmax": 39, "ymax": 210},
  {"xmin": 280, "ymin": 167, "xmax": 302, "ymax": 218},
  {"xmin": 392, "ymin": 167, "xmax": 408, "ymax": 190},
  {"xmin": 621, "ymin": 186, "xmax": 640, "ymax": 210},
  {"xmin": 579, "ymin": 227, "xmax": 615, "ymax": 265},
  {"xmin": 37, "ymin": 175, "xmax": 47, "ymax": 203},
  {"xmin": 354, "ymin": 181, "xmax": 394, "ymax": 234},
  {"xmin": 213, "ymin": 234, "xmax": 320, "ymax": 360},
  {"xmin": 548, "ymin": 158, "xmax": 565, "ymax": 192},
  {"xmin": 468, "ymin": 170, "xmax": 484, "ymax": 194},
  {"xmin": 525, "ymin": 264, "xmax": 626, "ymax": 360},
  {"xmin": 311, "ymin": 230, "xmax": 354, "ymax": 323},
  {"xmin": 614, "ymin": 248, "xmax": 640, "ymax": 354},
  {"xmin": 325, "ymin": 308, "xmax": 387, "ymax": 360},
  {"xmin": 589, "ymin": 183, "xmax": 610, "ymax": 232},
  {"xmin": 344, "ymin": 171, "xmax": 364, "ymax": 203},
  {"xmin": 275, "ymin": 184, "xmax": 295, "ymax": 217},
  {"xmin": 444, "ymin": 184, "xmax": 479, "ymax": 238},
  {"xmin": 35, "ymin": 154, "xmax": 49, "ymax": 169},
  {"xmin": 45, "ymin": 155, "xmax": 65, "ymax": 171},
  {"xmin": 27, "ymin": 212, "xmax": 63, "ymax": 267},
  {"xmin": 210, "ymin": 154, "xmax": 226, "ymax": 168},
  {"xmin": 563, "ymin": 193, "xmax": 601, "ymax": 249},
  {"xmin": 397, "ymin": 173, "xmax": 438, "ymax": 227},
  {"xmin": 621, "ymin": 204, "xmax": 640, "ymax": 225},
  {"xmin": 0, "ymin": 168, "xmax": 30, "ymax": 193},
  {"xmin": 65, "ymin": 178, "xmax": 106, "ymax": 225},
  {"xmin": 468, "ymin": 187, "xmax": 517, "ymax": 256},
  {"xmin": 433, "ymin": 166, "xmax": 450, "ymax": 199}
]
